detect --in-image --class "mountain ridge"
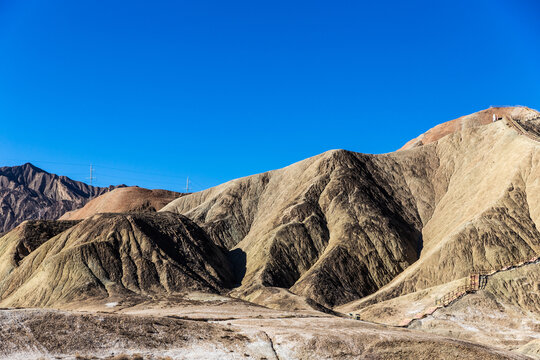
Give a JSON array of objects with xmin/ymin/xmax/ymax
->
[{"xmin": 0, "ymin": 162, "xmax": 124, "ymax": 232}]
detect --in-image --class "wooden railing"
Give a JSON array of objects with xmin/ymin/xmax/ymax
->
[
  {"xmin": 434, "ymin": 254, "xmax": 539, "ymax": 307},
  {"xmin": 396, "ymin": 253, "xmax": 540, "ymax": 327},
  {"xmin": 348, "ymin": 254, "xmax": 539, "ymax": 326},
  {"xmin": 434, "ymin": 273, "xmax": 487, "ymax": 307}
]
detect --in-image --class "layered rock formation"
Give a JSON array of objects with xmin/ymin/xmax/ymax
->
[
  {"xmin": 0, "ymin": 163, "xmax": 121, "ymax": 233},
  {"xmin": 162, "ymin": 150, "xmax": 424, "ymax": 307},
  {"xmin": 0, "ymin": 212, "xmax": 233, "ymax": 307},
  {"xmin": 342, "ymin": 108, "xmax": 540, "ymax": 311},
  {"xmin": 0, "ymin": 219, "xmax": 80, "ymax": 280},
  {"xmin": 0, "ymin": 106, "xmax": 538, "ymax": 359}
]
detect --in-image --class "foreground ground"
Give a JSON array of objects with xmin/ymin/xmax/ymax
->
[{"xmin": 0, "ymin": 293, "xmax": 534, "ymax": 360}]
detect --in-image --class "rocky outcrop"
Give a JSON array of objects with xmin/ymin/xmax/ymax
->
[{"xmin": 0, "ymin": 163, "xmax": 122, "ymax": 233}]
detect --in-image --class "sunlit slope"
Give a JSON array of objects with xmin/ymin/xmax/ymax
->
[
  {"xmin": 399, "ymin": 106, "xmax": 539, "ymax": 150},
  {"xmin": 347, "ymin": 117, "xmax": 540, "ymax": 311},
  {"xmin": 0, "ymin": 219, "xmax": 79, "ymax": 280},
  {"xmin": 60, "ymin": 186, "xmax": 182, "ymax": 220}
]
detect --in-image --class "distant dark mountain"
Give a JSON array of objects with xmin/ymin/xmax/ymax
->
[{"xmin": 0, "ymin": 163, "xmax": 123, "ymax": 233}]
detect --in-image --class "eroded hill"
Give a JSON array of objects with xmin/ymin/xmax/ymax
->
[
  {"xmin": 399, "ymin": 106, "xmax": 540, "ymax": 150},
  {"xmin": 162, "ymin": 149, "xmax": 424, "ymax": 307},
  {"xmin": 161, "ymin": 106, "xmax": 540, "ymax": 309},
  {"xmin": 60, "ymin": 186, "xmax": 183, "ymax": 220},
  {"xmin": 0, "ymin": 212, "xmax": 233, "ymax": 307}
]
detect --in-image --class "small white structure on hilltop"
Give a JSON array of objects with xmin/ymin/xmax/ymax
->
[{"xmin": 492, "ymin": 114, "xmax": 503, "ymax": 122}]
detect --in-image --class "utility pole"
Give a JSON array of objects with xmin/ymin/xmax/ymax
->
[{"xmin": 186, "ymin": 176, "xmax": 190, "ymax": 193}]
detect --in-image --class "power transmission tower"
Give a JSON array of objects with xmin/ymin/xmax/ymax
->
[{"xmin": 88, "ymin": 164, "xmax": 96, "ymax": 198}]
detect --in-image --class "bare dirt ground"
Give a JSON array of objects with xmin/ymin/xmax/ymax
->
[{"xmin": 0, "ymin": 292, "xmax": 533, "ymax": 360}]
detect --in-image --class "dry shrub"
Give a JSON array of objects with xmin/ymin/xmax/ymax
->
[
  {"xmin": 107, "ymin": 355, "xmax": 130, "ymax": 360},
  {"xmin": 106, "ymin": 354, "xmax": 145, "ymax": 360}
]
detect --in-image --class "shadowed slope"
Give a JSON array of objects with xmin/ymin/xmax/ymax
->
[
  {"xmin": 0, "ymin": 212, "xmax": 234, "ymax": 308},
  {"xmin": 163, "ymin": 150, "xmax": 425, "ymax": 307}
]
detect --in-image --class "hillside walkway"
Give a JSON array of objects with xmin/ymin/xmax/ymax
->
[{"xmin": 397, "ymin": 253, "xmax": 540, "ymax": 327}]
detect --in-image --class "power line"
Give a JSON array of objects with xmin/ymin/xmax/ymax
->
[
  {"xmin": 0, "ymin": 158, "xmax": 190, "ymax": 180},
  {"xmin": 0, "ymin": 157, "xmax": 209, "ymax": 192}
]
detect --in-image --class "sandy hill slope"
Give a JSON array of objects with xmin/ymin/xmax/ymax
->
[
  {"xmin": 337, "ymin": 261, "xmax": 540, "ymax": 357},
  {"xmin": 60, "ymin": 186, "xmax": 182, "ymax": 220},
  {"xmin": 161, "ymin": 106, "xmax": 540, "ymax": 309},
  {"xmin": 0, "ymin": 163, "xmax": 123, "ymax": 233},
  {"xmin": 0, "ymin": 212, "xmax": 233, "ymax": 308},
  {"xmin": 399, "ymin": 106, "xmax": 539, "ymax": 150}
]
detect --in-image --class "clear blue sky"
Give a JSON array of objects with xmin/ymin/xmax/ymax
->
[{"xmin": 1, "ymin": 0, "xmax": 539, "ymax": 192}]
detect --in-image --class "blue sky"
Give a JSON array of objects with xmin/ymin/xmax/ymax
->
[{"xmin": 1, "ymin": 0, "xmax": 539, "ymax": 192}]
